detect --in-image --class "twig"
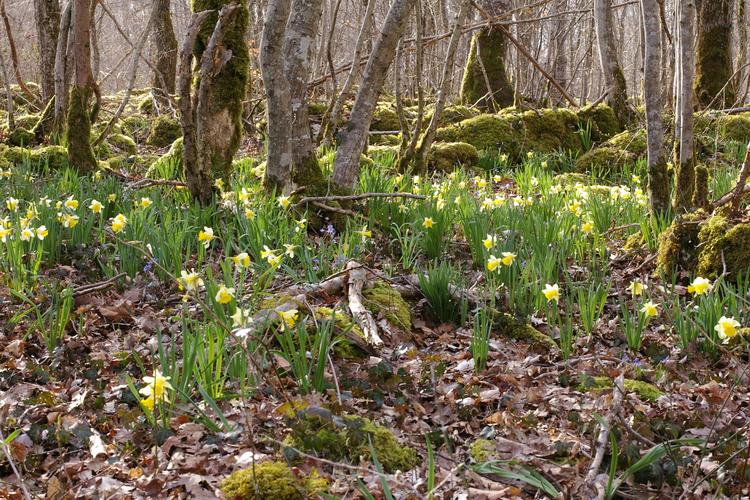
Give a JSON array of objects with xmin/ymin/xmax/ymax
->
[
  {"xmin": 346, "ymin": 261, "xmax": 383, "ymax": 346},
  {"xmin": 712, "ymin": 140, "xmax": 750, "ymax": 211},
  {"xmin": 585, "ymin": 374, "xmax": 625, "ymax": 492},
  {"xmin": 311, "ymin": 201, "xmax": 360, "ymax": 218},
  {"xmin": 293, "ymin": 191, "xmax": 427, "ymax": 209},
  {"xmin": 0, "ymin": 427, "xmax": 32, "ymax": 500},
  {"xmin": 73, "ymin": 272, "xmax": 127, "ymax": 297}
]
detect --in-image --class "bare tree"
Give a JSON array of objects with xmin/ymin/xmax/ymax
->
[
  {"xmin": 66, "ymin": 0, "xmax": 97, "ymax": 173},
  {"xmin": 151, "ymin": 0, "xmax": 178, "ymax": 109},
  {"xmin": 673, "ymin": 0, "xmax": 696, "ymax": 212},
  {"xmin": 331, "ymin": 0, "xmax": 417, "ymax": 190},
  {"xmin": 34, "ymin": 0, "xmax": 60, "ymax": 103},
  {"xmin": 594, "ymin": 0, "xmax": 632, "ymax": 124},
  {"xmin": 695, "ymin": 0, "xmax": 733, "ymax": 107}
]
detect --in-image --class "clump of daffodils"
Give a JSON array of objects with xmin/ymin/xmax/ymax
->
[
  {"xmin": 111, "ymin": 213, "xmax": 127, "ymax": 233},
  {"xmin": 278, "ymin": 309, "xmax": 299, "ymax": 330}
]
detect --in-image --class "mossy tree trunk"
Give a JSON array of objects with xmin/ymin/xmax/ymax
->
[
  {"xmin": 673, "ymin": 0, "xmax": 697, "ymax": 212},
  {"xmin": 52, "ymin": 1, "xmax": 72, "ymax": 143},
  {"xmin": 331, "ymin": 0, "xmax": 417, "ymax": 190},
  {"xmin": 593, "ymin": 0, "xmax": 633, "ymax": 125},
  {"xmin": 641, "ymin": 0, "xmax": 669, "ymax": 215},
  {"xmin": 695, "ymin": 0, "xmax": 734, "ymax": 108},
  {"xmin": 33, "ymin": 0, "xmax": 60, "ymax": 103},
  {"xmin": 191, "ymin": 0, "xmax": 249, "ymax": 181},
  {"xmin": 66, "ymin": 0, "xmax": 97, "ymax": 174},
  {"xmin": 460, "ymin": 0, "xmax": 513, "ymax": 112},
  {"xmin": 151, "ymin": 0, "xmax": 177, "ymax": 110}
]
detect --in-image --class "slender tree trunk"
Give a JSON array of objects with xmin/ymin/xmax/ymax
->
[
  {"xmin": 414, "ymin": 0, "xmax": 469, "ymax": 172},
  {"xmin": 33, "ymin": 0, "xmax": 60, "ymax": 103},
  {"xmin": 673, "ymin": 0, "xmax": 696, "ymax": 212},
  {"xmin": 285, "ymin": 0, "xmax": 325, "ymax": 187},
  {"xmin": 593, "ymin": 0, "xmax": 633, "ymax": 124},
  {"xmin": 331, "ymin": 0, "xmax": 417, "ymax": 190},
  {"xmin": 0, "ymin": 40, "xmax": 13, "ymax": 130},
  {"xmin": 66, "ymin": 0, "xmax": 97, "ymax": 174},
  {"xmin": 641, "ymin": 0, "xmax": 668, "ymax": 215},
  {"xmin": 695, "ymin": 0, "xmax": 733, "ymax": 107},
  {"xmin": 460, "ymin": 0, "xmax": 513, "ymax": 111},
  {"xmin": 53, "ymin": 1, "xmax": 72, "ymax": 142},
  {"xmin": 736, "ymin": 0, "xmax": 747, "ymax": 101},
  {"xmin": 151, "ymin": 0, "xmax": 177, "ymax": 109},
  {"xmin": 260, "ymin": 0, "xmax": 293, "ymax": 192},
  {"xmin": 550, "ymin": 0, "xmax": 568, "ymax": 106}
]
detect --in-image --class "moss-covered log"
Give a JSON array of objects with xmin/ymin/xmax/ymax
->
[{"xmin": 460, "ymin": 27, "xmax": 514, "ymax": 111}]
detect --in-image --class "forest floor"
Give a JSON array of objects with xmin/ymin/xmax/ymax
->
[{"xmin": 1, "ymin": 123, "xmax": 750, "ymax": 499}]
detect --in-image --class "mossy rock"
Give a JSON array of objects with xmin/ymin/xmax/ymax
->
[
  {"xmin": 284, "ymin": 409, "xmax": 419, "ymax": 473},
  {"xmin": 422, "ymin": 104, "xmax": 480, "ymax": 129},
  {"xmin": 107, "ymin": 133, "xmax": 137, "ymax": 156},
  {"xmin": 505, "ymin": 107, "xmax": 582, "ymax": 154},
  {"xmin": 574, "ymin": 145, "xmax": 636, "ymax": 173},
  {"xmin": 494, "ymin": 312, "xmax": 557, "ymax": 351},
  {"xmin": 370, "ymin": 104, "xmax": 401, "ymax": 132},
  {"xmin": 469, "ymin": 438, "xmax": 495, "ymax": 462},
  {"xmin": 363, "ymin": 281, "xmax": 411, "ymax": 330},
  {"xmin": 714, "ymin": 113, "xmax": 750, "ymax": 143},
  {"xmin": 655, "ymin": 211, "xmax": 706, "ymax": 275},
  {"xmin": 13, "ymin": 113, "xmax": 40, "ymax": 130},
  {"xmin": 369, "ymin": 133, "xmax": 400, "ymax": 146},
  {"xmin": 696, "ymin": 215, "xmax": 750, "ymax": 278},
  {"xmin": 575, "ymin": 103, "xmax": 621, "ymax": 143},
  {"xmin": 435, "ymin": 114, "xmax": 521, "ymax": 157},
  {"xmin": 577, "ymin": 375, "xmax": 663, "ymax": 402},
  {"xmin": 146, "ymin": 115, "xmax": 181, "ymax": 148},
  {"xmin": 220, "ymin": 460, "xmax": 328, "ymax": 499},
  {"xmin": 121, "ymin": 115, "xmax": 151, "ymax": 143},
  {"xmin": 146, "ymin": 137, "xmax": 183, "ymax": 179},
  {"xmin": 307, "ymin": 101, "xmax": 328, "ymax": 119},
  {"xmin": 427, "ymin": 141, "xmax": 479, "ymax": 171},
  {"xmin": 552, "ymin": 172, "xmax": 595, "ymax": 187},
  {"xmin": 6, "ymin": 127, "xmax": 35, "ymax": 147},
  {"xmin": 315, "ymin": 306, "xmax": 369, "ymax": 360},
  {"xmin": 607, "ymin": 129, "xmax": 647, "ymax": 156},
  {"xmin": 2, "ymin": 145, "xmax": 68, "ymax": 170},
  {"xmin": 137, "ymin": 94, "xmax": 155, "ymax": 115}
]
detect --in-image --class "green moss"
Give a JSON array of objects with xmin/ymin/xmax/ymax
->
[
  {"xmin": 1, "ymin": 145, "xmax": 69, "ymax": 170},
  {"xmin": 220, "ymin": 461, "xmax": 327, "ymax": 499},
  {"xmin": 137, "ymin": 94, "xmax": 155, "ymax": 115},
  {"xmin": 624, "ymin": 232, "xmax": 646, "ymax": 252},
  {"xmin": 574, "ymin": 146, "xmax": 635, "ymax": 173},
  {"xmin": 107, "ymin": 133, "xmax": 137, "ymax": 156},
  {"xmin": 146, "ymin": 137, "xmax": 183, "ymax": 179},
  {"xmin": 121, "ymin": 115, "xmax": 150, "ymax": 143},
  {"xmin": 13, "ymin": 114, "xmax": 41, "ymax": 130},
  {"xmin": 315, "ymin": 306, "xmax": 368, "ymax": 360},
  {"xmin": 504, "ymin": 107, "xmax": 582, "ymax": 153},
  {"xmin": 426, "ymin": 141, "xmax": 479, "ymax": 171},
  {"xmin": 693, "ymin": 164, "xmax": 709, "ymax": 209},
  {"xmin": 656, "ymin": 211, "xmax": 705, "ymax": 275},
  {"xmin": 435, "ymin": 114, "xmax": 519, "ymax": 156},
  {"xmin": 6, "ymin": 128, "xmax": 35, "ymax": 146},
  {"xmin": 469, "ymin": 438, "xmax": 495, "ymax": 462},
  {"xmin": 552, "ymin": 172, "xmax": 594, "ymax": 187},
  {"xmin": 307, "ymin": 101, "xmax": 328, "ymax": 118},
  {"xmin": 461, "ymin": 28, "xmax": 513, "ymax": 111},
  {"xmin": 695, "ymin": 6, "xmax": 734, "ymax": 108},
  {"xmin": 370, "ymin": 104, "xmax": 401, "ymax": 132},
  {"xmin": 607, "ymin": 129, "xmax": 647, "ymax": 156},
  {"xmin": 369, "ymin": 133, "xmax": 400, "ymax": 145},
  {"xmin": 578, "ymin": 375, "xmax": 663, "ymax": 402},
  {"xmin": 575, "ymin": 104, "xmax": 621, "ymax": 142},
  {"xmin": 146, "ymin": 115, "xmax": 181, "ymax": 148},
  {"xmin": 494, "ymin": 312, "xmax": 556, "ymax": 351},
  {"xmin": 66, "ymin": 85, "xmax": 97, "ymax": 173},
  {"xmin": 696, "ymin": 215, "xmax": 750, "ymax": 278},
  {"xmin": 714, "ymin": 114, "xmax": 750, "ymax": 143},
  {"xmin": 285, "ymin": 411, "xmax": 419, "ymax": 473},
  {"xmin": 363, "ymin": 281, "xmax": 411, "ymax": 330},
  {"xmin": 422, "ymin": 104, "xmax": 479, "ymax": 129}
]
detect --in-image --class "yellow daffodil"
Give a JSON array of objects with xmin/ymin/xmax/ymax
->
[
  {"xmin": 231, "ymin": 307, "xmax": 252, "ymax": 327},
  {"xmin": 641, "ymin": 301, "xmax": 658, "ymax": 319},
  {"xmin": 215, "ymin": 284, "xmax": 235, "ymax": 304},
  {"xmin": 139, "ymin": 370, "xmax": 173, "ymax": 403},
  {"xmin": 483, "ymin": 234, "xmax": 496, "ymax": 249},
  {"xmin": 542, "ymin": 283, "xmax": 560, "ymax": 302},
  {"xmin": 36, "ymin": 225, "xmax": 48, "ymax": 240},
  {"xmin": 568, "ymin": 200, "xmax": 582, "ymax": 216},
  {"xmin": 277, "ymin": 195, "xmax": 291, "ymax": 208},
  {"xmin": 245, "ymin": 208, "xmax": 255, "ymax": 220},
  {"xmin": 581, "ymin": 221, "xmax": 594, "ymax": 234},
  {"xmin": 627, "ymin": 281, "xmax": 646, "ymax": 297},
  {"xmin": 107, "ymin": 193, "xmax": 117, "ymax": 202},
  {"xmin": 277, "ymin": 309, "xmax": 299, "ymax": 329},
  {"xmin": 198, "ymin": 227, "xmax": 215, "ymax": 248},
  {"xmin": 687, "ymin": 276, "xmax": 712, "ymax": 295},
  {"xmin": 295, "ymin": 219, "xmax": 307, "ymax": 233},
  {"xmin": 89, "ymin": 199, "xmax": 103, "ymax": 214},
  {"xmin": 715, "ymin": 316, "xmax": 741, "ymax": 344},
  {"xmin": 111, "ymin": 213, "xmax": 127, "ymax": 233},
  {"xmin": 20, "ymin": 228, "xmax": 33, "ymax": 241},
  {"xmin": 140, "ymin": 395, "xmax": 155, "ymax": 412},
  {"xmin": 501, "ymin": 252, "xmax": 516, "ymax": 266},
  {"xmin": 541, "ymin": 160, "xmax": 548, "ymax": 169},
  {"xmin": 283, "ymin": 244, "xmax": 297, "ymax": 258},
  {"xmin": 0, "ymin": 225, "xmax": 10, "ymax": 242},
  {"xmin": 64, "ymin": 197, "xmax": 79, "ymax": 210},
  {"xmin": 232, "ymin": 252, "xmax": 250, "ymax": 268},
  {"xmin": 631, "ymin": 175, "xmax": 641, "ymax": 184},
  {"xmin": 139, "ymin": 197, "xmax": 153, "ymax": 209},
  {"xmin": 62, "ymin": 214, "xmax": 79, "ymax": 228},
  {"xmin": 487, "ymin": 255, "xmax": 502, "ymax": 272},
  {"xmin": 214, "ymin": 178, "xmax": 224, "ymax": 191},
  {"xmin": 422, "ymin": 217, "xmax": 435, "ymax": 229},
  {"xmin": 268, "ymin": 254, "xmax": 282, "ymax": 267},
  {"xmin": 6, "ymin": 197, "xmax": 18, "ymax": 212},
  {"xmin": 356, "ymin": 226, "xmax": 372, "ymax": 241},
  {"xmin": 178, "ymin": 269, "xmax": 204, "ymax": 291}
]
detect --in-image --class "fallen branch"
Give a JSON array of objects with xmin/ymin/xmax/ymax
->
[
  {"xmin": 346, "ymin": 261, "xmax": 383, "ymax": 346},
  {"xmin": 584, "ymin": 374, "xmax": 625, "ymax": 496},
  {"xmin": 712, "ymin": 140, "xmax": 750, "ymax": 211},
  {"xmin": 293, "ymin": 191, "xmax": 427, "ymax": 209},
  {"xmin": 0, "ymin": 427, "xmax": 32, "ymax": 500},
  {"xmin": 73, "ymin": 272, "xmax": 127, "ymax": 298}
]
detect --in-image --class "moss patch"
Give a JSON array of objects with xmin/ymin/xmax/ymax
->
[
  {"xmin": 370, "ymin": 104, "xmax": 401, "ymax": 132},
  {"xmin": 120, "ymin": 115, "xmax": 150, "ymax": 143},
  {"xmin": 469, "ymin": 438, "xmax": 495, "ymax": 462},
  {"xmin": 575, "ymin": 104, "xmax": 621, "ymax": 142},
  {"xmin": 422, "ymin": 105, "xmax": 479, "ymax": 129},
  {"xmin": 427, "ymin": 141, "xmax": 479, "ymax": 171},
  {"xmin": 461, "ymin": 28, "xmax": 514, "ymax": 111},
  {"xmin": 107, "ymin": 133, "xmax": 137, "ymax": 156},
  {"xmin": 2, "ymin": 145, "xmax": 68, "ymax": 170},
  {"xmin": 436, "ymin": 114, "xmax": 519, "ymax": 156},
  {"xmin": 363, "ymin": 281, "xmax": 411, "ymax": 330},
  {"xmin": 314, "ymin": 306, "xmax": 369, "ymax": 360},
  {"xmin": 714, "ymin": 114, "xmax": 750, "ymax": 143},
  {"xmin": 146, "ymin": 137, "xmax": 183, "ymax": 179},
  {"xmin": 494, "ymin": 312, "xmax": 557, "ymax": 352},
  {"xmin": 6, "ymin": 128, "xmax": 35, "ymax": 147},
  {"xmin": 696, "ymin": 215, "xmax": 750, "ymax": 278},
  {"xmin": 220, "ymin": 461, "xmax": 328, "ymax": 499},
  {"xmin": 284, "ymin": 410, "xmax": 419, "ymax": 473},
  {"xmin": 656, "ymin": 211, "xmax": 705, "ymax": 275},
  {"xmin": 146, "ymin": 115, "xmax": 181, "ymax": 148},
  {"xmin": 578, "ymin": 375, "xmax": 663, "ymax": 402}
]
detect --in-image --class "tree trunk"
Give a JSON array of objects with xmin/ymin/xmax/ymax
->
[
  {"xmin": 459, "ymin": 0, "xmax": 513, "ymax": 111},
  {"xmin": 331, "ymin": 0, "xmax": 417, "ymax": 190},
  {"xmin": 285, "ymin": 0, "xmax": 325, "ymax": 189},
  {"xmin": 549, "ymin": 0, "xmax": 568, "ymax": 106},
  {"xmin": 594, "ymin": 0, "xmax": 633, "ymax": 124},
  {"xmin": 260, "ymin": 0, "xmax": 293, "ymax": 192},
  {"xmin": 34, "ymin": 0, "xmax": 60, "ymax": 103},
  {"xmin": 151, "ymin": 0, "xmax": 177, "ymax": 109},
  {"xmin": 66, "ymin": 0, "xmax": 97, "ymax": 174},
  {"xmin": 673, "ymin": 0, "xmax": 696, "ymax": 212},
  {"xmin": 641, "ymin": 0, "xmax": 668, "ymax": 215},
  {"xmin": 413, "ymin": 0, "xmax": 469, "ymax": 172},
  {"xmin": 53, "ymin": 1, "xmax": 72, "ymax": 142},
  {"xmin": 192, "ymin": 0, "xmax": 249, "ymax": 181},
  {"xmin": 736, "ymin": 0, "xmax": 748, "ymax": 102},
  {"xmin": 695, "ymin": 0, "xmax": 733, "ymax": 107}
]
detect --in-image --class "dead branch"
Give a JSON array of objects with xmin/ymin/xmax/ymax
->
[
  {"xmin": 346, "ymin": 261, "xmax": 383, "ymax": 346},
  {"xmin": 584, "ymin": 374, "xmax": 625, "ymax": 495},
  {"xmin": 713, "ymin": 141, "xmax": 750, "ymax": 210},
  {"xmin": 73, "ymin": 272, "xmax": 127, "ymax": 297},
  {"xmin": 293, "ymin": 191, "xmax": 427, "ymax": 209}
]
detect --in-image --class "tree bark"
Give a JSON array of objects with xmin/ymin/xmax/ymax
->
[
  {"xmin": 53, "ymin": 1, "xmax": 72, "ymax": 142},
  {"xmin": 673, "ymin": 0, "xmax": 696, "ymax": 212},
  {"xmin": 695, "ymin": 0, "xmax": 733, "ymax": 108},
  {"xmin": 34, "ymin": 0, "xmax": 60, "ymax": 103},
  {"xmin": 66, "ymin": 0, "xmax": 97, "ymax": 174},
  {"xmin": 459, "ymin": 0, "xmax": 513, "ymax": 111},
  {"xmin": 331, "ymin": 0, "xmax": 417, "ymax": 190},
  {"xmin": 260, "ymin": 0, "xmax": 294, "ymax": 192},
  {"xmin": 151, "ymin": 0, "xmax": 177, "ymax": 109},
  {"xmin": 594, "ymin": 0, "xmax": 633, "ymax": 124},
  {"xmin": 641, "ymin": 0, "xmax": 668, "ymax": 216}
]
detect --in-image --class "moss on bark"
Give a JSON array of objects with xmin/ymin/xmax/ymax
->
[
  {"xmin": 65, "ymin": 85, "xmax": 97, "ymax": 173},
  {"xmin": 460, "ymin": 28, "xmax": 514, "ymax": 112},
  {"xmin": 695, "ymin": 0, "xmax": 734, "ymax": 108}
]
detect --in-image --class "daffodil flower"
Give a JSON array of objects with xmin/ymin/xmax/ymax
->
[
  {"xmin": 283, "ymin": 244, "xmax": 297, "ymax": 258},
  {"xmin": 6, "ymin": 197, "xmax": 19, "ymax": 212},
  {"xmin": 64, "ymin": 197, "xmax": 79, "ymax": 210},
  {"xmin": 232, "ymin": 252, "xmax": 250, "ymax": 268},
  {"xmin": 641, "ymin": 301, "xmax": 658, "ymax": 319},
  {"xmin": 198, "ymin": 227, "xmax": 215, "ymax": 248},
  {"xmin": 487, "ymin": 255, "xmax": 501, "ymax": 272},
  {"xmin": 20, "ymin": 228, "xmax": 33, "ymax": 241},
  {"xmin": 581, "ymin": 221, "xmax": 594, "ymax": 234},
  {"xmin": 62, "ymin": 214, "xmax": 79, "ymax": 228},
  {"xmin": 542, "ymin": 283, "xmax": 560, "ymax": 302},
  {"xmin": 139, "ymin": 370, "xmax": 173, "ymax": 403},
  {"xmin": 111, "ymin": 213, "xmax": 127, "ymax": 233},
  {"xmin": 356, "ymin": 226, "xmax": 372, "ymax": 241},
  {"xmin": 178, "ymin": 269, "xmax": 204, "ymax": 291},
  {"xmin": 231, "ymin": 307, "xmax": 252, "ymax": 328},
  {"xmin": 715, "ymin": 316, "xmax": 741, "ymax": 344},
  {"xmin": 245, "ymin": 208, "xmax": 255, "ymax": 220},
  {"xmin": 501, "ymin": 252, "xmax": 516, "ymax": 266},
  {"xmin": 627, "ymin": 281, "xmax": 646, "ymax": 297},
  {"xmin": 139, "ymin": 197, "xmax": 153, "ymax": 209},
  {"xmin": 36, "ymin": 226, "xmax": 48, "ymax": 240},
  {"xmin": 422, "ymin": 217, "xmax": 435, "ymax": 229},
  {"xmin": 278, "ymin": 309, "xmax": 299, "ymax": 329},
  {"xmin": 687, "ymin": 276, "xmax": 712, "ymax": 295},
  {"xmin": 89, "ymin": 199, "xmax": 103, "ymax": 214},
  {"xmin": 483, "ymin": 234, "xmax": 496, "ymax": 250},
  {"xmin": 277, "ymin": 195, "xmax": 291, "ymax": 208},
  {"xmin": 215, "ymin": 285, "xmax": 235, "ymax": 304},
  {"xmin": 0, "ymin": 225, "xmax": 10, "ymax": 242}
]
